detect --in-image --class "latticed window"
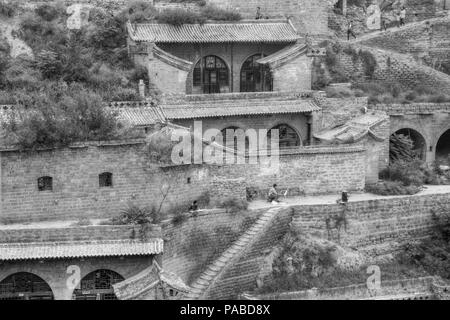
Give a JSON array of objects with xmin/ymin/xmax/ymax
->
[
  {"xmin": 193, "ymin": 55, "xmax": 229, "ymax": 94},
  {"xmin": 268, "ymin": 124, "xmax": 301, "ymax": 149},
  {"xmin": 0, "ymin": 272, "xmax": 54, "ymax": 300},
  {"xmin": 74, "ymin": 270, "xmax": 124, "ymax": 300},
  {"xmin": 99, "ymin": 172, "xmax": 113, "ymax": 188},
  {"xmin": 37, "ymin": 176, "xmax": 53, "ymax": 191}
]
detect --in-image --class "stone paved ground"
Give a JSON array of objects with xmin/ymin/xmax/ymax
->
[{"xmin": 249, "ymin": 184, "xmax": 450, "ymax": 210}]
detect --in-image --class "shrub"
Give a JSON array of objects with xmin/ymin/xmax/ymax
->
[
  {"xmin": 201, "ymin": 5, "xmax": 241, "ymax": 21},
  {"xmin": 380, "ymin": 159, "xmax": 427, "ymax": 187},
  {"xmin": 157, "ymin": 8, "xmax": 206, "ymax": 26},
  {"xmin": 366, "ymin": 181, "xmax": 421, "ymax": 196},
  {"xmin": 111, "ymin": 204, "xmax": 160, "ymax": 225},
  {"xmin": 35, "ymin": 3, "xmax": 63, "ymax": 21},
  {"xmin": 123, "ymin": 0, "xmax": 157, "ymax": 23},
  {"xmin": 172, "ymin": 212, "xmax": 188, "ymax": 226},
  {"xmin": 2, "ymin": 85, "xmax": 124, "ymax": 149},
  {"xmin": 218, "ymin": 197, "xmax": 248, "ymax": 214},
  {"xmin": 358, "ymin": 50, "xmax": 377, "ymax": 78},
  {"xmin": 0, "ymin": 0, "xmax": 18, "ymax": 17}
]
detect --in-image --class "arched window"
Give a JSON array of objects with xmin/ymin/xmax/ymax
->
[
  {"xmin": 268, "ymin": 124, "xmax": 301, "ymax": 149},
  {"xmin": 73, "ymin": 269, "xmax": 124, "ymax": 300},
  {"xmin": 0, "ymin": 272, "xmax": 54, "ymax": 300},
  {"xmin": 218, "ymin": 126, "xmax": 250, "ymax": 153},
  {"xmin": 240, "ymin": 54, "xmax": 273, "ymax": 92},
  {"xmin": 99, "ymin": 172, "xmax": 113, "ymax": 188},
  {"xmin": 37, "ymin": 176, "xmax": 53, "ymax": 191},
  {"xmin": 193, "ymin": 56, "xmax": 229, "ymax": 94}
]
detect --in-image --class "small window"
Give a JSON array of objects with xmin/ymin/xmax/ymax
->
[
  {"xmin": 187, "ymin": 177, "xmax": 191, "ymax": 184},
  {"xmin": 99, "ymin": 172, "xmax": 113, "ymax": 188},
  {"xmin": 38, "ymin": 176, "xmax": 53, "ymax": 191}
]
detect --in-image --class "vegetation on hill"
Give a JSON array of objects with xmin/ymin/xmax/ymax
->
[{"xmin": 315, "ymin": 41, "xmax": 450, "ymax": 104}]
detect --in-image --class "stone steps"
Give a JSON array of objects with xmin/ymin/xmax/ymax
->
[{"xmin": 184, "ymin": 207, "xmax": 281, "ymax": 300}]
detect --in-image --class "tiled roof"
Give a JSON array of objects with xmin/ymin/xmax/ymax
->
[
  {"xmin": 0, "ymin": 239, "xmax": 164, "ymax": 261},
  {"xmin": 314, "ymin": 112, "xmax": 388, "ymax": 144},
  {"xmin": 128, "ymin": 19, "xmax": 300, "ymax": 43},
  {"xmin": 162, "ymin": 97, "xmax": 320, "ymax": 119},
  {"xmin": 113, "ymin": 261, "xmax": 189, "ymax": 300},
  {"xmin": 112, "ymin": 105, "xmax": 167, "ymax": 125}
]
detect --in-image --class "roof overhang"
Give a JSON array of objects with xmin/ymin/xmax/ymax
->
[
  {"xmin": 0, "ymin": 239, "xmax": 164, "ymax": 261},
  {"xmin": 127, "ymin": 19, "xmax": 300, "ymax": 44}
]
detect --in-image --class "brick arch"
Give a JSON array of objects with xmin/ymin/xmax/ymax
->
[
  {"xmin": 434, "ymin": 126, "xmax": 450, "ymax": 162},
  {"xmin": 391, "ymin": 127, "xmax": 427, "ymax": 160}
]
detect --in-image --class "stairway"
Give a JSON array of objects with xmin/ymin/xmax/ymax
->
[{"xmin": 184, "ymin": 206, "xmax": 282, "ymax": 300}]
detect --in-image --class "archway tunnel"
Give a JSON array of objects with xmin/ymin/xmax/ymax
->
[
  {"xmin": 436, "ymin": 129, "xmax": 450, "ymax": 165},
  {"xmin": 390, "ymin": 128, "xmax": 426, "ymax": 162}
]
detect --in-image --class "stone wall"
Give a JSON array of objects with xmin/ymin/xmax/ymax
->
[
  {"xmin": 243, "ymin": 276, "xmax": 437, "ymax": 300},
  {"xmin": 337, "ymin": 44, "xmax": 450, "ymax": 94},
  {"xmin": 291, "ymin": 192, "xmax": 450, "ymax": 255},
  {"xmin": 207, "ymin": 0, "xmax": 329, "ymax": 36},
  {"xmin": 0, "ymin": 224, "xmax": 161, "ymax": 243},
  {"xmin": 358, "ymin": 17, "xmax": 450, "ymax": 71},
  {"xmin": 160, "ymin": 208, "xmax": 262, "ymax": 285}
]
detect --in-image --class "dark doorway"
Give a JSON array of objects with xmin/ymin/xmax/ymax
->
[
  {"xmin": 436, "ymin": 129, "xmax": 450, "ymax": 164},
  {"xmin": 0, "ymin": 272, "xmax": 54, "ymax": 300},
  {"xmin": 268, "ymin": 124, "xmax": 301, "ymax": 149}
]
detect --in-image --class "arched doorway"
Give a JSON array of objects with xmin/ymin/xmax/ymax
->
[
  {"xmin": 240, "ymin": 54, "xmax": 273, "ymax": 92},
  {"xmin": 436, "ymin": 129, "xmax": 450, "ymax": 164},
  {"xmin": 0, "ymin": 272, "xmax": 54, "ymax": 300},
  {"xmin": 73, "ymin": 269, "xmax": 124, "ymax": 300},
  {"xmin": 390, "ymin": 129, "xmax": 426, "ymax": 161},
  {"xmin": 268, "ymin": 124, "xmax": 301, "ymax": 149},
  {"xmin": 193, "ymin": 55, "xmax": 229, "ymax": 94}
]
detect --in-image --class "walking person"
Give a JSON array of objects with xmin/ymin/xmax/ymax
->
[
  {"xmin": 395, "ymin": 10, "xmax": 401, "ymax": 28},
  {"xmin": 347, "ymin": 20, "xmax": 356, "ymax": 40},
  {"xmin": 381, "ymin": 11, "xmax": 388, "ymax": 31},
  {"xmin": 400, "ymin": 6, "xmax": 406, "ymax": 27}
]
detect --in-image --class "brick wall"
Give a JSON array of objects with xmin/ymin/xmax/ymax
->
[
  {"xmin": 0, "ymin": 225, "xmax": 161, "ymax": 243},
  {"xmin": 244, "ymin": 276, "xmax": 437, "ymax": 300},
  {"xmin": 337, "ymin": 44, "xmax": 450, "ymax": 94},
  {"xmin": 291, "ymin": 192, "xmax": 450, "ymax": 255},
  {"xmin": 0, "ymin": 141, "xmax": 210, "ymax": 224},
  {"xmin": 358, "ymin": 17, "xmax": 450, "ymax": 70},
  {"xmin": 0, "ymin": 140, "xmax": 369, "ymax": 224},
  {"xmin": 0, "ymin": 256, "xmax": 153, "ymax": 300},
  {"xmin": 211, "ymin": 147, "xmax": 367, "ymax": 196},
  {"xmin": 272, "ymin": 53, "xmax": 313, "ymax": 91},
  {"xmin": 157, "ymin": 43, "xmax": 288, "ymax": 94},
  {"xmin": 161, "ymin": 208, "xmax": 262, "ymax": 285}
]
